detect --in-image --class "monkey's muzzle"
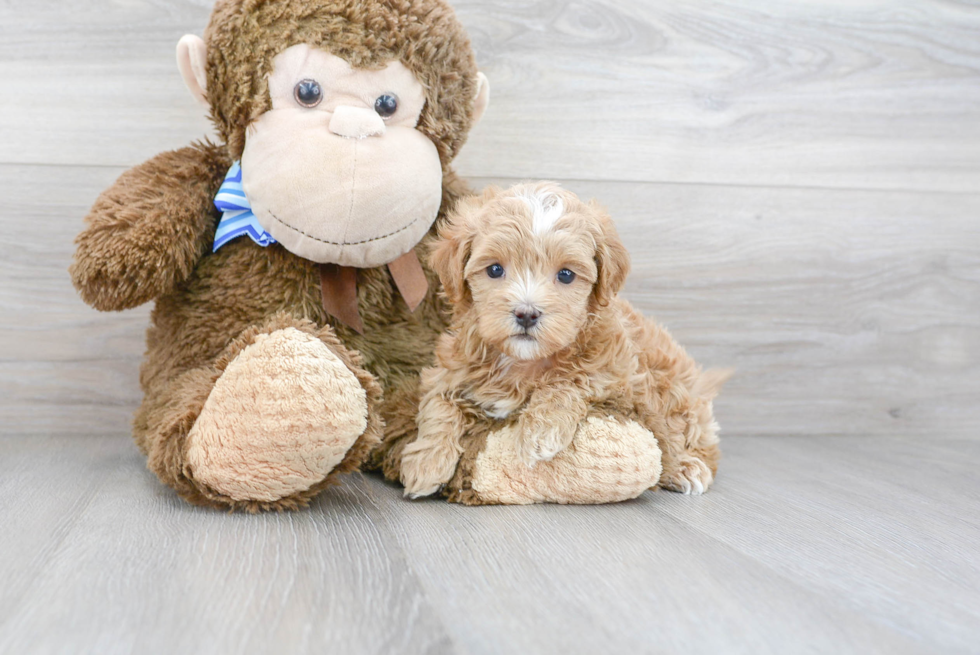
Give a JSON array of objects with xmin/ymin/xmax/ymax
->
[{"xmin": 241, "ymin": 107, "xmax": 443, "ymax": 268}]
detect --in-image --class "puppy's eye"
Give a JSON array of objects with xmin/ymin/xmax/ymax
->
[
  {"xmin": 294, "ymin": 79, "xmax": 323, "ymax": 108},
  {"xmin": 487, "ymin": 264, "xmax": 505, "ymax": 279},
  {"xmin": 557, "ymin": 269, "xmax": 576, "ymax": 284},
  {"xmin": 374, "ymin": 94, "xmax": 398, "ymax": 119}
]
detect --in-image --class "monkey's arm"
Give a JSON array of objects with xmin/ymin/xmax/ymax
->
[{"xmin": 70, "ymin": 141, "xmax": 231, "ymax": 311}]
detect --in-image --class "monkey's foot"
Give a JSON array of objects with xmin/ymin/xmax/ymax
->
[
  {"xmin": 185, "ymin": 327, "xmax": 369, "ymax": 502},
  {"xmin": 450, "ymin": 416, "xmax": 663, "ymax": 505}
]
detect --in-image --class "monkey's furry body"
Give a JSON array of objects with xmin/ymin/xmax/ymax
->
[{"xmin": 70, "ymin": 0, "xmax": 483, "ymax": 511}]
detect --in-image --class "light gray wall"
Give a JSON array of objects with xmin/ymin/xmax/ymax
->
[{"xmin": 1, "ymin": 0, "xmax": 978, "ymax": 438}]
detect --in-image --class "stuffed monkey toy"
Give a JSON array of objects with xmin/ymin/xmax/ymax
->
[{"xmin": 71, "ymin": 0, "xmax": 489, "ymax": 511}]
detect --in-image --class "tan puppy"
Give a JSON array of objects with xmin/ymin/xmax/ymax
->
[{"xmin": 400, "ymin": 182, "xmax": 728, "ymax": 499}]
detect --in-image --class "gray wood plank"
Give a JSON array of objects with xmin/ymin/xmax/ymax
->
[
  {"xmin": 0, "ymin": 164, "xmax": 147, "ymax": 437},
  {"xmin": 3, "ymin": 434, "xmax": 977, "ymax": 654},
  {"xmin": 2, "ymin": 1, "xmax": 979, "ymax": 192},
  {"xmin": 0, "ymin": 436, "xmax": 455, "ymax": 655},
  {"xmin": 0, "ymin": 436, "xmax": 121, "ymax": 625},
  {"xmin": 3, "ymin": 163, "xmax": 977, "ymax": 439},
  {"xmin": 655, "ymin": 437, "xmax": 980, "ymax": 652},
  {"xmin": 358, "ymin": 474, "xmax": 927, "ymax": 655}
]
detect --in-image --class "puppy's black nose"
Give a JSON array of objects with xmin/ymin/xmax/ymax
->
[{"xmin": 514, "ymin": 308, "xmax": 541, "ymax": 329}]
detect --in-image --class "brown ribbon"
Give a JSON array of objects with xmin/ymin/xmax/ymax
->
[{"xmin": 319, "ymin": 250, "xmax": 429, "ymax": 335}]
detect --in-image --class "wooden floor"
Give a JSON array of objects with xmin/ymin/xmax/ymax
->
[
  {"xmin": 0, "ymin": 435, "xmax": 977, "ymax": 654},
  {"xmin": 2, "ymin": 0, "xmax": 979, "ymax": 653}
]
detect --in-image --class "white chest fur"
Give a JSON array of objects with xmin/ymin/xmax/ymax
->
[
  {"xmin": 464, "ymin": 354, "xmax": 554, "ymax": 421},
  {"xmin": 482, "ymin": 397, "xmax": 523, "ymax": 420}
]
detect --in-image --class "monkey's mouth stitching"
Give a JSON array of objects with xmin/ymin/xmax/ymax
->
[{"xmin": 265, "ymin": 210, "xmax": 424, "ymax": 246}]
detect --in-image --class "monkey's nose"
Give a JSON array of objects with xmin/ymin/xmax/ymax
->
[
  {"xmin": 514, "ymin": 307, "xmax": 541, "ymax": 329},
  {"xmin": 329, "ymin": 106, "xmax": 386, "ymax": 139}
]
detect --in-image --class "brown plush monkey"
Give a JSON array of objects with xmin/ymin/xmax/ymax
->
[{"xmin": 71, "ymin": 0, "xmax": 490, "ymax": 511}]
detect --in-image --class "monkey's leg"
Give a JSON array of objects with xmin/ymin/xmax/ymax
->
[{"xmin": 134, "ymin": 314, "xmax": 382, "ymax": 511}]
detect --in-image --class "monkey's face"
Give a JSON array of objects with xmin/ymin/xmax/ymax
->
[{"xmin": 236, "ymin": 44, "xmax": 442, "ymax": 267}]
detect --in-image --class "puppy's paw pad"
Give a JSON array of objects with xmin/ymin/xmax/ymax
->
[{"xmin": 663, "ymin": 457, "xmax": 713, "ymax": 495}]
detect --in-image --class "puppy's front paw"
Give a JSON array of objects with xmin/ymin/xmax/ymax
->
[
  {"xmin": 661, "ymin": 456, "xmax": 714, "ymax": 495},
  {"xmin": 400, "ymin": 439, "xmax": 460, "ymax": 499},
  {"xmin": 517, "ymin": 418, "xmax": 576, "ymax": 467}
]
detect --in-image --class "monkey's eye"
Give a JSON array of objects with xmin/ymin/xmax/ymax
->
[
  {"xmin": 374, "ymin": 94, "xmax": 399, "ymax": 119},
  {"xmin": 557, "ymin": 269, "xmax": 576, "ymax": 284},
  {"xmin": 294, "ymin": 79, "xmax": 323, "ymax": 108},
  {"xmin": 487, "ymin": 264, "xmax": 505, "ymax": 279}
]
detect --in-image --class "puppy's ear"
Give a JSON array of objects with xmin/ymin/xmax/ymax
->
[
  {"xmin": 591, "ymin": 202, "xmax": 631, "ymax": 307},
  {"xmin": 429, "ymin": 193, "xmax": 485, "ymax": 305}
]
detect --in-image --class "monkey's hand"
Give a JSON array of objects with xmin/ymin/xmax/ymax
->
[
  {"xmin": 70, "ymin": 141, "xmax": 230, "ymax": 311},
  {"xmin": 517, "ymin": 386, "xmax": 589, "ymax": 466}
]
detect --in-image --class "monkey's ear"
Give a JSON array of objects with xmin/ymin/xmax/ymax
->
[
  {"xmin": 429, "ymin": 196, "xmax": 484, "ymax": 305},
  {"xmin": 591, "ymin": 203, "xmax": 631, "ymax": 308},
  {"xmin": 177, "ymin": 35, "xmax": 209, "ymax": 108},
  {"xmin": 472, "ymin": 72, "xmax": 490, "ymax": 124}
]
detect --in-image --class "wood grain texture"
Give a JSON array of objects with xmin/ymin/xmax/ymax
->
[
  {"xmin": 0, "ymin": 436, "xmax": 455, "ymax": 655},
  {"xmin": 455, "ymin": 0, "xmax": 980, "ymax": 192},
  {"xmin": 3, "ymin": 163, "xmax": 977, "ymax": 438},
  {"xmin": 2, "ymin": 0, "xmax": 979, "ymax": 191},
  {"xmin": 1, "ymin": 435, "xmax": 977, "ymax": 654}
]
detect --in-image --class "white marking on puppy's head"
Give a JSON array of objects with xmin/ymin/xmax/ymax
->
[
  {"xmin": 511, "ymin": 269, "xmax": 545, "ymax": 307},
  {"xmin": 453, "ymin": 183, "xmax": 608, "ymax": 362},
  {"xmin": 515, "ymin": 184, "xmax": 565, "ymax": 235}
]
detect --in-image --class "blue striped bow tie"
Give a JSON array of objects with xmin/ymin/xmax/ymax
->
[{"xmin": 213, "ymin": 161, "xmax": 276, "ymax": 251}]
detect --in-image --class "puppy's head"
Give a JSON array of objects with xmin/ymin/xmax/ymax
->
[{"xmin": 431, "ymin": 182, "xmax": 630, "ymax": 360}]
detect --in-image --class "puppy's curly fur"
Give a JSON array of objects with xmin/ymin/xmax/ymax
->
[{"xmin": 400, "ymin": 183, "xmax": 729, "ymax": 498}]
